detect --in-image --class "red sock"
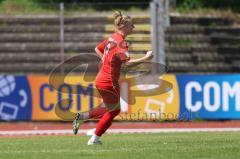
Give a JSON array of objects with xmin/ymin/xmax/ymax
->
[
  {"xmin": 95, "ymin": 108, "xmax": 120, "ymax": 136},
  {"xmin": 89, "ymin": 107, "xmax": 108, "ymax": 119}
]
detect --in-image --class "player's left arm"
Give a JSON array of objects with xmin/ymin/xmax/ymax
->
[
  {"xmin": 95, "ymin": 47, "xmax": 103, "ymax": 58},
  {"xmin": 95, "ymin": 38, "xmax": 108, "ymax": 59}
]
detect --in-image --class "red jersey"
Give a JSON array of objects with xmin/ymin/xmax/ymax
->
[{"xmin": 95, "ymin": 32, "xmax": 130, "ymax": 88}]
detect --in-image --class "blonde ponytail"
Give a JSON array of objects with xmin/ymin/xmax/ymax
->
[{"xmin": 113, "ymin": 11, "xmax": 132, "ymax": 30}]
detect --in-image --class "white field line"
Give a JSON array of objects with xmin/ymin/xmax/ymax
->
[{"xmin": 1, "ymin": 128, "xmax": 240, "ymax": 136}]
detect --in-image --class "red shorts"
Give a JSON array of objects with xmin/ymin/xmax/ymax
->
[{"xmin": 96, "ymin": 85, "xmax": 120, "ymax": 105}]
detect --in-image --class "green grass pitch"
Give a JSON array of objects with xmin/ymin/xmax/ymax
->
[{"xmin": 0, "ymin": 132, "xmax": 240, "ymax": 159}]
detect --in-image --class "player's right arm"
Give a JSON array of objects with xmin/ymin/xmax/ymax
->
[{"xmin": 125, "ymin": 51, "xmax": 153, "ymax": 67}]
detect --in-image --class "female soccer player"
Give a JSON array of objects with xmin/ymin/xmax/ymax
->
[{"xmin": 73, "ymin": 11, "xmax": 153, "ymax": 145}]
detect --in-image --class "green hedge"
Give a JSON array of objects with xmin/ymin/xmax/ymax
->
[
  {"xmin": 177, "ymin": 0, "xmax": 240, "ymax": 12},
  {"xmin": 24, "ymin": 0, "xmax": 151, "ymax": 11},
  {"xmin": 0, "ymin": 0, "xmax": 239, "ymax": 12},
  {"xmin": 0, "ymin": 0, "xmax": 152, "ymax": 12}
]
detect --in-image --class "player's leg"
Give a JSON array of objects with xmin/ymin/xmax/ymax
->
[
  {"xmin": 73, "ymin": 86, "xmax": 116, "ymax": 135},
  {"xmin": 73, "ymin": 105, "xmax": 108, "ymax": 135},
  {"xmin": 87, "ymin": 104, "xmax": 120, "ymax": 145},
  {"xmin": 87, "ymin": 87, "xmax": 120, "ymax": 145}
]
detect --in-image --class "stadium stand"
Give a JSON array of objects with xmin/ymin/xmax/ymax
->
[
  {"xmin": 0, "ymin": 14, "xmax": 239, "ymax": 74},
  {"xmin": 166, "ymin": 16, "xmax": 240, "ymax": 73}
]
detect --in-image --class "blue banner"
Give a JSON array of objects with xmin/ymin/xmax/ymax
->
[
  {"xmin": 0, "ymin": 75, "xmax": 32, "ymax": 120},
  {"xmin": 1, "ymin": 74, "xmax": 240, "ymax": 121},
  {"xmin": 177, "ymin": 74, "xmax": 240, "ymax": 119}
]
